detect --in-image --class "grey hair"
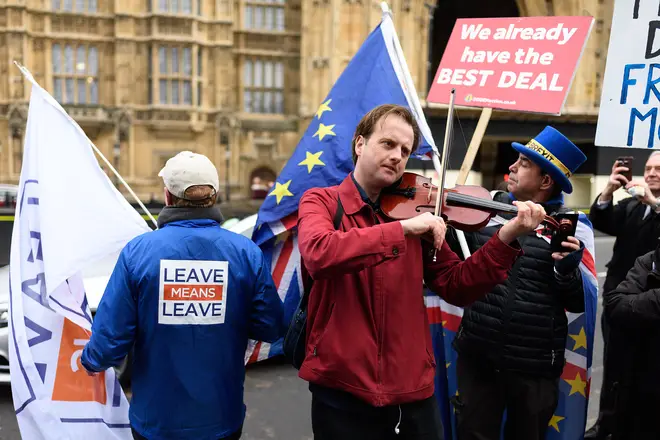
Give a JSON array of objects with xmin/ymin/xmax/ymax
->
[{"xmin": 650, "ymin": 151, "xmax": 660, "ymax": 159}]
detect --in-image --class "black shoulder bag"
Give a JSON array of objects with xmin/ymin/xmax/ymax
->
[{"xmin": 283, "ymin": 197, "xmax": 344, "ymax": 369}]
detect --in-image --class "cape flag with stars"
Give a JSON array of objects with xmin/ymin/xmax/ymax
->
[
  {"xmin": 244, "ymin": 7, "xmax": 440, "ymax": 363},
  {"xmin": 427, "ymin": 208, "xmax": 598, "ymax": 440}
]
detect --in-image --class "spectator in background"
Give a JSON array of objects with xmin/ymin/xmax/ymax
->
[
  {"xmin": 586, "ymin": 151, "xmax": 660, "ymax": 439},
  {"xmin": 602, "ymin": 241, "xmax": 660, "ymax": 439}
]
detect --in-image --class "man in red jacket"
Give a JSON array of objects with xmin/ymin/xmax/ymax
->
[{"xmin": 297, "ymin": 104, "xmax": 547, "ymax": 440}]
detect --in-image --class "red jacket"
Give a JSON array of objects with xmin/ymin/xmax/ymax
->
[{"xmin": 297, "ymin": 175, "xmax": 522, "ymax": 407}]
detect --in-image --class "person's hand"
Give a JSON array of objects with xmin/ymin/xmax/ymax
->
[
  {"xmin": 552, "ymin": 236, "xmax": 581, "ymax": 260},
  {"xmin": 553, "ymin": 236, "xmax": 584, "ymax": 276},
  {"xmin": 401, "ymin": 212, "xmax": 446, "ymax": 249},
  {"xmin": 601, "ymin": 160, "xmax": 630, "ymax": 201},
  {"xmin": 625, "ymin": 180, "xmax": 658, "ymax": 207},
  {"xmin": 498, "ymin": 201, "xmax": 546, "ymax": 244}
]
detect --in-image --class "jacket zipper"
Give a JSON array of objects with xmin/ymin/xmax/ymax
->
[{"xmin": 550, "ymin": 316, "xmax": 555, "ymax": 366}]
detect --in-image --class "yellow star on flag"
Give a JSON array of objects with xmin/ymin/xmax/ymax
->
[
  {"xmin": 548, "ymin": 414, "xmax": 565, "ymax": 432},
  {"xmin": 298, "ymin": 151, "xmax": 325, "ymax": 173},
  {"xmin": 569, "ymin": 327, "xmax": 588, "ymax": 351},
  {"xmin": 316, "ymin": 99, "xmax": 332, "ymax": 119},
  {"xmin": 446, "ymin": 362, "xmax": 451, "ymax": 368},
  {"xmin": 565, "ymin": 372, "xmax": 587, "ymax": 397},
  {"xmin": 314, "ymin": 123, "xmax": 336, "ymax": 141},
  {"xmin": 268, "ymin": 180, "xmax": 294, "ymax": 205}
]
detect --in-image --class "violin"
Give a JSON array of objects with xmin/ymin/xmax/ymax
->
[{"xmin": 380, "ymin": 172, "xmax": 572, "ymax": 234}]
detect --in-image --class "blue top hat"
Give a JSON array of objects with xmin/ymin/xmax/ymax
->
[{"xmin": 511, "ymin": 126, "xmax": 587, "ymax": 194}]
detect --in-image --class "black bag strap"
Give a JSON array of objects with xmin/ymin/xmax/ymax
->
[
  {"xmin": 333, "ymin": 196, "xmax": 345, "ymax": 230},
  {"xmin": 300, "ymin": 196, "xmax": 343, "ymax": 309}
]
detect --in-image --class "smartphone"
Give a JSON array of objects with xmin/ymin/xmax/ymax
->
[
  {"xmin": 616, "ymin": 156, "xmax": 634, "ymax": 181},
  {"xmin": 551, "ymin": 213, "xmax": 579, "ymax": 253}
]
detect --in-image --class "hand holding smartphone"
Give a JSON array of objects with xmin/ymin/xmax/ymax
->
[
  {"xmin": 550, "ymin": 213, "xmax": 579, "ymax": 253},
  {"xmin": 616, "ymin": 156, "xmax": 634, "ymax": 181}
]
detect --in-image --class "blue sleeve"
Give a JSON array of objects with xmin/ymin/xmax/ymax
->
[
  {"xmin": 248, "ymin": 250, "xmax": 285, "ymax": 343},
  {"xmin": 81, "ymin": 247, "xmax": 137, "ymax": 373}
]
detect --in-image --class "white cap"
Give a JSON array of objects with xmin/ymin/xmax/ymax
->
[{"xmin": 158, "ymin": 151, "xmax": 219, "ymax": 199}]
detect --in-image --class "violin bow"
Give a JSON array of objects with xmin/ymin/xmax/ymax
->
[{"xmin": 433, "ymin": 88, "xmax": 456, "ymax": 261}]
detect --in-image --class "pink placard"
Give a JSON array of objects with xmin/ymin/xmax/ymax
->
[{"xmin": 427, "ymin": 16, "xmax": 594, "ymax": 115}]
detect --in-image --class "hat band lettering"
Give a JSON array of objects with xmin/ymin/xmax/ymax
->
[{"xmin": 524, "ymin": 139, "xmax": 572, "ymax": 178}]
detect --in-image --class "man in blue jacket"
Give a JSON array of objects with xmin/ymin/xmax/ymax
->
[{"xmin": 81, "ymin": 151, "xmax": 285, "ymax": 440}]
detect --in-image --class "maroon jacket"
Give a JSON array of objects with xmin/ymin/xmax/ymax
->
[{"xmin": 297, "ymin": 175, "xmax": 523, "ymax": 407}]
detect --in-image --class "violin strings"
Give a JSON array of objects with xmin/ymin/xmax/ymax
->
[
  {"xmin": 453, "ymin": 109, "xmax": 470, "ymax": 162},
  {"xmin": 446, "ymin": 191, "xmax": 518, "ymax": 214}
]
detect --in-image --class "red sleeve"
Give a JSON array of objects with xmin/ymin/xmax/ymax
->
[
  {"xmin": 423, "ymin": 232, "xmax": 522, "ymax": 306},
  {"xmin": 298, "ymin": 189, "xmax": 406, "ymax": 279}
]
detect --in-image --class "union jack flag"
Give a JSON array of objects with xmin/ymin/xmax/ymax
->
[
  {"xmin": 245, "ymin": 9, "xmax": 439, "ymax": 363},
  {"xmin": 429, "ymin": 210, "xmax": 598, "ymax": 440}
]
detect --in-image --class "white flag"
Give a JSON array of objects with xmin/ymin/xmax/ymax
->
[{"xmin": 9, "ymin": 64, "xmax": 151, "ymax": 439}]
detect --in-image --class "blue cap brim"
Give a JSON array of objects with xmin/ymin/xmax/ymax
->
[{"xmin": 511, "ymin": 142, "xmax": 573, "ymax": 194}]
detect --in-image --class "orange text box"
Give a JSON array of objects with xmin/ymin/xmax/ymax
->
[
  {"xmin": 52, "ymin": 319, "xmax": 107, "ymax": 404},
  {"xmin": 163, "ymin": 284, "xmax": 223, "ymax": 301}
]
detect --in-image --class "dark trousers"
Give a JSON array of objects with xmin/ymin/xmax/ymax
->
[
  {"xmin": 311, "ymin": 393, "xmax": 444, "ymax": 440},
  {"xmin": 131, "ymin": 427, "xmax": 242, "ymax": 440},
  {"xmin": 455, "ymin": 355, "xmax": 559, "ymax": 440}
]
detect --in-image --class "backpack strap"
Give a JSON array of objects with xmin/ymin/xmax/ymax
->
[
  {"xmin": 333, "ymin": 196, "xmax": 344, "ymax": 230},
  {"xmin": 300, "ymin": 196, "xmax": 344, "ymax": 309}
]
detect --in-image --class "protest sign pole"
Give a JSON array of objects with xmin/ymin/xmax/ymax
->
[{"xmin": 454, "ymin": 106, "xmax": 492, "ymax": 186}]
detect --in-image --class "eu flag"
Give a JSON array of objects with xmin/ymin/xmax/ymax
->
[
  {"xmin": 245, "ymin": 9, "xmax": 438, "ymax": 363},
  {"xmin": 251, "ymin": 10, "xmax": 437, "ymax": 245}
]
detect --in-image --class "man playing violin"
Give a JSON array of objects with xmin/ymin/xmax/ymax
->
[
  {"xmin": 446, "ymin": 126, "xmax": 589, "ymax": 440},
  {"xmin": 296, "ymin": 104, "xmax": 547, "ymax": 440}
]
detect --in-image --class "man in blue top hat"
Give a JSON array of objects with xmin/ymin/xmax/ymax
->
[{"xmin": 445, "ymin": 126, "xmax": 589, "ymax": 440}]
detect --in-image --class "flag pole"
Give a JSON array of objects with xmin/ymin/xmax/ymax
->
[
  {"xmin": 380, "ymin": 1, "xmax": 390, "ymax": 15},
  {"xmin": 14, "ymin": 61, "xmax": 159, "ymax": 229},
  {"xmin": 379, "ymin": 1, "xmax": 444, "ymax": 180},
  {"xmin": 87, "ymin": 136, "xmax": 159, "ymax": 229}
]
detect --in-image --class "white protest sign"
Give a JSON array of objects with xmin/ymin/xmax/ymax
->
[{"xmin": 596, "ymin": 0, "xmax": 660, "ymax": 148}]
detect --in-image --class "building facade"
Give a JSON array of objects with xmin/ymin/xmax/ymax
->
[{"xmin": 0, "ymin": 0, "xmax": 620, "ymax": 207}]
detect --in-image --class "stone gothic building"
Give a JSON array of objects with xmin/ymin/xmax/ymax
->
[{"xmin": 0, "ymin": 0, "xmax": 615, "ymax": 207}]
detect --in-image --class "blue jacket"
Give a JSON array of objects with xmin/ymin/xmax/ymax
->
[{"xmin": 81, "ymin": 208, "xmax": 284, "ymax": 439}]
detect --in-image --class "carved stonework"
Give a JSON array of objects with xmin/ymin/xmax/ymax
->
[
  {"xmin": 0, "ymin": 0, "xmax": 609, "ymax": 197},
  {"xmin": 113, "ymin": 109, "xmax": 132, "ymax": 142},
  {"xmin": 7, "ymin": 104, "xmax": 28, "ymax": 139}
]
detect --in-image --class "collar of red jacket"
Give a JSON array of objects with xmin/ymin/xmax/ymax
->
[{"xmin": 339, "ymin": 173, "xmax": 375, "ymax": 215}]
